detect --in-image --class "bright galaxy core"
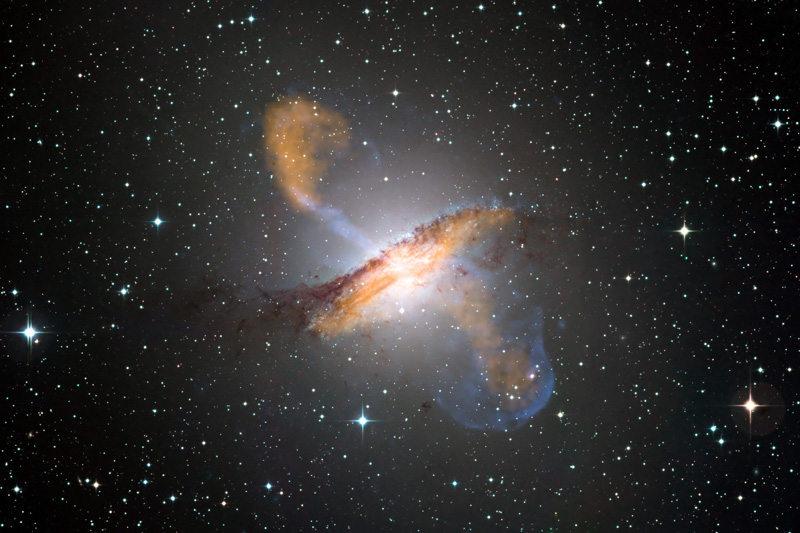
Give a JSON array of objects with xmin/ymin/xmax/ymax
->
[{"xmin": 265, "ymin": 95, "xmax": 556, "ymax": 431}]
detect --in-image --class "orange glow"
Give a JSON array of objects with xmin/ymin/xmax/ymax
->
[
  {"xmin": 263, "ymin": 95, "xmax": 350, "ymax": 212},
  {"xmin": 310, "ymin": 205, "xmax": 513, "ymax": 335}
]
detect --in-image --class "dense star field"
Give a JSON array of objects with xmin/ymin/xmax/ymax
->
[{"xmin": 1, "ymin": 1, "xmax": 797, "ymax": 531}]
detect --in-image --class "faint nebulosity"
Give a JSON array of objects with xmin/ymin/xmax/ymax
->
[{"xmin": 1, "ymin": 1, "xmax": 796, "ymax": 531}]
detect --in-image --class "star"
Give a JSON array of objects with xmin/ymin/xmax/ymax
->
[
  {"xmin": 392, "ymin": 89, "xmax": 400, "ymax": 97},
  {"xmin": 452, "ymin": 480, "xmax": 458, "ymax": 487},
  {"xmin": 673, "ymin": 219, "xmax": 696, "ymax": 251},
  {"xmin": 23, "ymin": 326, "xmax": 36, "ymax": 340},
  {"xmin": 351, "ymin": 406, "xmax": 374, "ymax": 442},
  {"xmin": 773, "ymin": 119, "xmax": 783, "ymax": 130},
  {"xmin": 153, "ymin": 217, "xmax": 162, "ymax": 227},
  {"xmin": 743, "ymin": 397, "xmax": 757, "ymax": 412}
]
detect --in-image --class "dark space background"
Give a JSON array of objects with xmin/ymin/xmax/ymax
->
[{"xmin": 1, "ymin": 1, "xmax": 797, "ymax": 530}]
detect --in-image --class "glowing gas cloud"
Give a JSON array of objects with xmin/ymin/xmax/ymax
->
[
  {"xmin": 263, "ymin": 95, "xmax": 373, "ymax": 250},
  {"xmin": 264, "ymin": 95, "xmax": 555, "ymax": 430},
  {"xmin": 263, "ymin": 95, "xmax": 349, "ymax": 212}
]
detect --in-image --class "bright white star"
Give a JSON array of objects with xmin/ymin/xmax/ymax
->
[
  {"xmin": 744, "ymin": 397, "xmax": 757, "ymax": 412},
  {"xmin": 23, "ymin": 327, "xmax": 36, "ymax": 339}
]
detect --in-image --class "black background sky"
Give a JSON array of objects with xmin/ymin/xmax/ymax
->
[{"xmin": 2, "ymin": 0, "xmax": 797, "ymax": 531}]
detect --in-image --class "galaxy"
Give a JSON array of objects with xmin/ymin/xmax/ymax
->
[{"xmin": 2, "ymin": 1, "xmax": 796, "ymax": 531}]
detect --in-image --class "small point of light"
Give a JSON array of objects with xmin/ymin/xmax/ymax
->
[
  {"xmin": 718, "ymin": 438, "xmax": 724, "ymax": 445},
  {"xmin": 170, "ymin": 495, "xmax": 176, "ymax": 502}
]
